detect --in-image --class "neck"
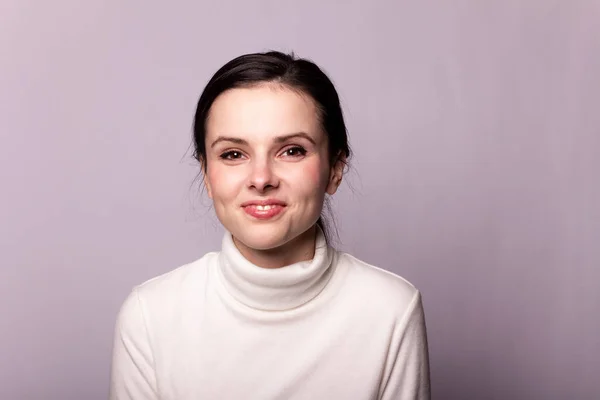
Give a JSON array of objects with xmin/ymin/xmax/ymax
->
[{"xmin": 232, "ymin": 225, "xmax": 317, "ymax": 269}]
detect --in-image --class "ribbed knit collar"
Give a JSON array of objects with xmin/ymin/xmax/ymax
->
[{"xmin": 217, "ymin": 227, "xmax": 334, "ymax": 311}]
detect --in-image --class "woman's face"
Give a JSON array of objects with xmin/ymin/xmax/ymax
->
[{"xmin": 203, "ymin": 84, "xmax": 342, "ymax": 251}]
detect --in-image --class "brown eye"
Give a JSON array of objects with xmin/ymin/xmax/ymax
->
[
  {"xmin": 220, "ymin": 151, "xmax": 243, "ymax": 160},
  {"xmin": 283, "ymin": 146, "xmax": 307, "ymax": 157}
]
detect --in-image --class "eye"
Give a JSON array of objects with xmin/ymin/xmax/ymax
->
[
  {"xmin": 219, "ymin": 150, "xmax": 245, "ymax": 160},
  {"xmin": 281, "ymin": 146, "xmax": 307, "ymax": 158}
]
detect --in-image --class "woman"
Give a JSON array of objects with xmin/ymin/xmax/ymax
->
[{"xmin": 110, "ymin": 51, "xmax": 430, "ymax": 399}]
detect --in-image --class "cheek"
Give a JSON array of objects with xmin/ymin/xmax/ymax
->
[
  {"xmin": 288, "ymin": 158, "xmax": 330, "ymax": 197},
  {"xmin": 207, "ymin": 164, "xmax": 245, "ymax": 201}
]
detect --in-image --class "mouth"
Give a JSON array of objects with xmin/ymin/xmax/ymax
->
[{"xmin": 241, "ymin": 200, "xmax": 287, "ymax": 220}]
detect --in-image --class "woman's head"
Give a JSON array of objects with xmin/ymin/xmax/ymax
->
[{"xmin": 193, "ymin": 51, "xmax": 351, "ymax": 252}]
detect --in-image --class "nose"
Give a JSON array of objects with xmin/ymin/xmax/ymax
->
[{"xmin": 248, "ymin": 157, "xmax": 279, "ymax": 192}]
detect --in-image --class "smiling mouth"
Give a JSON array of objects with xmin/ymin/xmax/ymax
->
[
  {"xmin": 254, "ymin": 205, "xmax": 277, "ymax": 211},
  {"xmin": 242, "ymin": 204, "xmax": 286, "ymax": 220}
]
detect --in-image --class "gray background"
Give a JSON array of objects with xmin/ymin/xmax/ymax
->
[{"xmin": 1, "ymin": 0, "xmax": 598, "ymax": 399}]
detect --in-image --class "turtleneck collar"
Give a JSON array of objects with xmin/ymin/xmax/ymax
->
[{"xmin": 217, "ymin": 227, "xmax": 335, "ymax": 311}]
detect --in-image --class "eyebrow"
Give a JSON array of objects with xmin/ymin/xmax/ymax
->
[{"xmin": 210, "ymin": 132, "xmax": 316, "ymax": 148}]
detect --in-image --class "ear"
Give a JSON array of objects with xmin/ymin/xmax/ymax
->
[
  {"xmin": 200, "ymin": 157, "xmax": 213, "ymax": 199},
  {"xmin": 204, "ymin": 175, "xmax": 213, "ymax": 199},
  {"xmin": 326, "ymin": 153, "xmax": 346, "ymax": 195}
]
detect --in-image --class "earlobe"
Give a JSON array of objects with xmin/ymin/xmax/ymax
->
[
  {"xmin": 326, "ymin": 157, "xmax": 345, "ymax": 195},
  {"xmin": 326, "ymin": 174, "xmax": 342, "ymax": 195},
  {"xmin": 200, "ymin": 157, "xmax": 213, "ymax": 199},
  {"xmin": 203, "ymin": 174, "xmax": 213, "ymax": 199}
]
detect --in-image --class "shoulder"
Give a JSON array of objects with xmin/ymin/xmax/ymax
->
[
  {"xmin": 137, "ymin": 252, "xmax": 217, "ymax": 295},
  {"xmin": 118, "ymin": 252, "xmax": 218, "ymax": 321},
  {"xmin": 334, "ymin": 251, "xmax": 422, "ymax": 321}
]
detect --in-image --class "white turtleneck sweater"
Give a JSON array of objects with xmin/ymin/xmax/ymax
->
[{"xmin": 109, "ymin": 229, "xmax": 430, "ymax": 399}]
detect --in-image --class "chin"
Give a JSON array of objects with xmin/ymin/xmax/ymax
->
[
  {"xmin": 233, "ymin": 228, "xmax": 289, "ymax": 251},
  {"xmin": 220, "ymin": 211, "xmax": 319, "ymax": 252}
]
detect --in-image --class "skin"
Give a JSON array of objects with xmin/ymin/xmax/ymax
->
[{"xmin": 202, "ymin": 83, "xmax": 344, "ymax": 269}]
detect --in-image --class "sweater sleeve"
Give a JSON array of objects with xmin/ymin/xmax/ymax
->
[
  {"xmin": 379, "ymin": 290, "xmax": 431, "ymax": 400},
  {"xmin": 109, "ymin": 289, "xmax": 159, "ymax": 400}
]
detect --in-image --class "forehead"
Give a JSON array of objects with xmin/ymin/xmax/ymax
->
[{"xmin": 206, "ymin": 84, "xmax": 322, "ymax": 141}]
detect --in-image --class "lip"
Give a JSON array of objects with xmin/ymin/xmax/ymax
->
[
  {"xmin": 241, "ymin": 199, "xmax": 287, "ymax": 207},
  {"xmin": 241, "ymin": 199, "xmax": 287, "ymax": 220}
]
